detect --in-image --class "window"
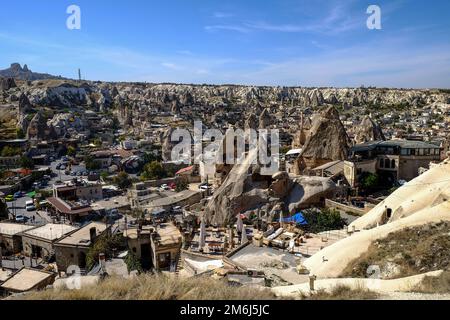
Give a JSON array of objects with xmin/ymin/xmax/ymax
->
[
  {"xmin": 391, "ymin": 159, "xmax": 396, "ymax": 169},
  {"xmin": 384, "ymin": 159, "xmax": 391, "ymax": 169},
  {"xmin": 379, "ymin": 158, "xmax": 384, "ymax": 168}
]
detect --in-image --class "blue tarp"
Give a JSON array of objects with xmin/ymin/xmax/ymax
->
[{"xmin": 282, "ymin": 212, "xmax": 308, "ymax": 225}]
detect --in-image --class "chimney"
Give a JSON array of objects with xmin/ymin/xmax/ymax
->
[{"xmin": 89, "ymin": 227, "xmax": 97, "ymax": 243}]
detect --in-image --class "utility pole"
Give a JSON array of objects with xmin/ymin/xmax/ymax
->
[{"xmin": 78, "ymin": 68, "xmax": 82, "ymax": 82}]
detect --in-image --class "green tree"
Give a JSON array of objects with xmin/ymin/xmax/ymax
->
[
  {"xmin": 360, "ymin": 172, "xmax": 379, "ymax": 190},
  {"xmin": 141, "ymin": 161, "xmax": 167, "ymax": 181},
  {"xmin": 124, "ymin": 252, "xmax": 143, "ymax": 273},
  {"xmin": 302, "ymin": 208, "xmax": 347, "ymax": 233},
  {"xmin": 1, "ymin": 146, "xmax": 22, "ymax": 157},
  {"xmin": 0, "ymin": 199, "xmax": 8, "ymax": 220},
  {"xmin": 67, "ymin": 146, "xmax": 76, "ymax": 157},
  {"xmin": 176, "ymin": 180, "xmax": 189, "ymax": 192},
  {"xmin": 86, "ymin": 234, "xmax": 126, "ymax": 270},
  {"xmin": 113, "ymin": 172, "xmax": 132, "ymax": 190},
  {"xmin": 16, "ymin": 128, "xmax": 25, "ymax": 139},
  {"xmin": 20, "ymin": 156, "xmax": 34, "ymax": 169},
  {"xmin": 84, "ymin": 155, "xmax": 101, "ymax": 171}
]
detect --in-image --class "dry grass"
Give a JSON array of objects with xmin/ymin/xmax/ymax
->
[
  {"xmin": 18, "ymin": 274, "xmax": 279, "ymax": 300},
  {"xmin": 300, "ymin": 285, "xmax": 379, "ymax": 300},
  {"xmin": 341, "ymin": 222, "xmax": 450, "ymax": 279},
  {"xmin": 412, "ymin": 271, "xmax": 450, "ymax": 294}
]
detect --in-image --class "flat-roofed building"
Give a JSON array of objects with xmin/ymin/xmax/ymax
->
[
  {"xmin": 346, "ymin": 140, "xmax": 442, "ymax": 186},
  {"xmin": 0, "ymin": 223, "xmax": 36, "ymax": 255},
  {"xmin": 47, "ymin": 197, "xmax": 94, "ymax": 223},
  {"xmin": 21, "ymin": 224, "xmax": 77, "ymax": 259},
  {"xmin": 0, "ymin": 268, "xmax": 55, "ymax": 294},
  {"xmin": 124, "ymin": 223, "xmax": 182, "ymax": 272},
  {"xmin": 54, "ymin": 222, "xmax": 111, "ymax": 274}
]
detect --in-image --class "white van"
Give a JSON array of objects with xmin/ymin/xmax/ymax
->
[{"xmin": 25, "ymin": 200, "xmax": 36, "ymax": 211}]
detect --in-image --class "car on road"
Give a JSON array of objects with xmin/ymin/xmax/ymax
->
[
  {"xmin": 60, "ymin": 165, "xmax": 67, "ymax": 170},
  {"xmin": 15, "ymin": 215, "xmax": 30, "ymax": 223},
  {"xmin": 199, "ymin": 183, "xmax": 213, "ymax": 191},
  {"xmin": 5, "ymin": 195, "xmax": 14, "ymax": 202},
  {"xmin": 70, "ymin": 171, "xmax": 77, "ymax": 176},
  {"xmin": 25, "ymin": 200, "xmax": 36, "ymax": 212},
  {"xmin": 14, "ymin": 191, "xmax": 24, "ymax": 199}
]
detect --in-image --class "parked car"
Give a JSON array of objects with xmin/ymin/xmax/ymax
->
[
  {"xmin": 15, "ymin": 215, "xmax": 30, "ymax": 223},
  {"xmin": 5, "ymin": 195, "xmax": 14, "ymax": 202},
  {"xmin": 25, "ymin": 200, "xmax": 36, "ymax": 212},
  {"xmin": 13, "ymin": 191, "xmax": 23, "ymax": 199}
]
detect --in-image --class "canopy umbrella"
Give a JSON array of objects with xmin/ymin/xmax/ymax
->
[
  {"xmin": 241, "ymin": 227, "xmax": 248, "ymax": 244},
  {"xmin": 27, "ymin": 191, "xmax": 36, "ymax": 198},
  {"xmin": 236, "ymin": 214, "xmax": 244, "ymax": 234}
]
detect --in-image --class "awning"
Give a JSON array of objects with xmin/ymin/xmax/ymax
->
[
  {"xmin": 27, "ymin": 191, "xmax": 36, "ymax": 198},
  {"xmin": 282, "ymin": 212, "xmax": 308, "ymax": 225}
]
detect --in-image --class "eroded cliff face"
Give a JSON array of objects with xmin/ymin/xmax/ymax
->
[
  {"xmin": 353, "ymin": 116, "xmax": 386, "ymax": 144},
  {"xmin": 295, "ymin": 106, "xmax": 350, "ymax": 172}
]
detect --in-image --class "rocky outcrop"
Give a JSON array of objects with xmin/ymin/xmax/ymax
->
[
  {"xmin": 286, "ymin": 176, "xmax": 337, "ymax": 214},
  {"xmin": 0, "ymin": 63, "xmax": 64, "ymax": 81},
  {"xmin": 161, "ymin": 127, "xmax": 180, "ymax": 162},
  {"xmin": 296, "ymin": 106, "xmax": 350, "ymax": 172},
  {"xmin": 0, "ymin": 77, "xmax": 17, "ymax": 91},
  {"xmin": 244, "ymin": 113, "xmax": 258, "ymax": 130},
  {"xmin": 292, "ymin": 114, "xmax": 312, "ymax": 149},
  {"xmin": 259, "ymin": 108, "xmax": 272, "ymax": 129},
  {"xmin": 27, "ymin": 112, "xmax": 57, "ymax": 140},
  {"xmin": 204, "ymin": 148, "xmax": 271, "ymax": 225},
  {"xmin": 354, "ymin": 116, "xmax": 385, "ymax": 144}
]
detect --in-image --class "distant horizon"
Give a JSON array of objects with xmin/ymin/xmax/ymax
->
[
  {"xmin": 2, "ymin": 62, "xmax": 450, "ymax": 91},
  {"xmin": 1, "ymin": 1, "xmax": 449, "ymax": 88}
]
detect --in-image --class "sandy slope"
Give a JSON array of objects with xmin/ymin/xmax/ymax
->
[
  {"xmin": 350, "ymin": 159, "xmax": 450, "ymax": 230},
  {"xmin": 301, "ymin": 159, "xmax": 450, "ymax": 279},
  {"xmin": 272, "ymin": 270, "xmax": 444, "ymax": 297}
]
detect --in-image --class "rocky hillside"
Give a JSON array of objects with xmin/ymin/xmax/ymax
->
[
  {"xmin": 0, "ymin": 63, "xmax": 65, "ymax": 81},
  {"xmin": 341, "ymin": 221, "xmax": 450, "ymax": 280}
]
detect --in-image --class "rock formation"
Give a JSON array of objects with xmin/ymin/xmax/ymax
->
[
  {"xmin": 259, "ymin": 108, "xmax": 272, "ymax": 129},
  {"xmin": 353, "ymin": 116, "xmax": 385, "ymax": 144},
  {"xmin": 295, "ymin": 106, "xmax": 350, "ymax": 172},
  {"xmin": 27, "ymin": 112, "xmax": 57, "ymax": 141},
  {"xmin": 0, "ymin": 77, "xmax": 17, "ymax": 91}
]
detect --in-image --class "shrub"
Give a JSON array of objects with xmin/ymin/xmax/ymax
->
[{"xmin": 302, "ymin": 208, "xmax": 347, "ymax": 233}]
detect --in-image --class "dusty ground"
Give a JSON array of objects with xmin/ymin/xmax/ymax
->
[{"xmin": 229, "ymin": 244, "xmax": 309, "ymax": 285}]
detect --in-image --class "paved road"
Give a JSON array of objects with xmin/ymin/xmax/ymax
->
[
  {"xmin": 6, "ymin": 196, "xmax": 49, "ymax": 224},
  {"xmin": 44, "ymin": 159, "xmax": 88, "ymax": 188}
]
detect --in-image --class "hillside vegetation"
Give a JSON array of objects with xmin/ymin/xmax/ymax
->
[
  {"xmin": 17, "ymin": 274, "xmax": 279, "ymax": 300},
  {"xmin": 341, "ymin": 222, "xmax": 450, "ymax": 279}
]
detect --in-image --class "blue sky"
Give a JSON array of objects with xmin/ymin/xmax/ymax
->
[{"xmin": 0, "ymin": 0, "xmax": 449, "ymax": 88}]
